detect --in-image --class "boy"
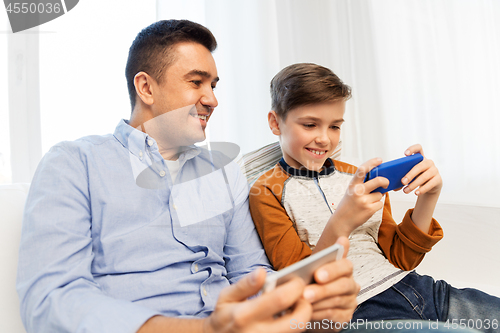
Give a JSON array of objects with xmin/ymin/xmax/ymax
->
[{"xmin": 249, "ymin": 63, "xmax": 500, "ymax": 329}]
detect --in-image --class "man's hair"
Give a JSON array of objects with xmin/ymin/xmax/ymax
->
[
  {"xmin": 270, "ymin": 63, "xmax": 352, "ymax": 119},
  {"xmin": 126, "ymin": 20, "xmax": 217, "ymax": 110}
]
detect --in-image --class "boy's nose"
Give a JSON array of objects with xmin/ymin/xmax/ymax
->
[{"xmin": 315, "ymin": 130, "xmax": 329, "ymax": 145}]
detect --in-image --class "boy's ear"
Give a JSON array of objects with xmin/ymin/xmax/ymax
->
[{"xmin": 268, "ymin": 110, "xmax": 281, "ymax": 136}]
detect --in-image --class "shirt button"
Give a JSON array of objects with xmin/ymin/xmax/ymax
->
[
  {"xmin": 147, "ymin": 139, "xmax": 153, "ymax": 146},
  {"xmin": 194, "ymin": 264, "xmax": 199, "ymax": 272},
  {"xmin": 159, "ymin": 170, "xmax": 166, "ymax": 177},
  {"xmin": 202, "ymin": 287, "xmax": 207, "ymax": 296},
  {"xmin": 173, "ymin": 204, "xmax": 177, "ymax": 210}
]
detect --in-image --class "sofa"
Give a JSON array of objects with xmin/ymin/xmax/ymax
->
[{"xmin": 0, "ymin": 183, "xmax": 30, "ymax": 333}]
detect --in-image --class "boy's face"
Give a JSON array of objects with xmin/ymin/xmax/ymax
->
[{"xmin": 270, "ymin": 101, "xmax": 345, "ymax": 172}]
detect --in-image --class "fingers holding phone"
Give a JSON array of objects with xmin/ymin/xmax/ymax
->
[
  {"xmin": 329, "ymin": 158, "xmax": 387, "ymax": 235},
  {"xmin": 401, "ymin": 145, "xmax": 443, "ymax": 196},
  {"xmin": 207, "ymin": 268, "xmax": 311, "ymax": 333},
  {"xmin": 304, "ymin": 238, "xmax": 359, "ymax": 328}
]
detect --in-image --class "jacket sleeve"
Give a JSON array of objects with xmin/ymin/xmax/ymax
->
[
  {"xmin": 249, "ymin": 178, "xmax": 312, "ymax": 270},
  {"xmin": 377, "ymin": 194, "xmax": 444, "ymax": 270}
]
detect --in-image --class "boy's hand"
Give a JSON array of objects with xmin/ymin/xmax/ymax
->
[
  {"xmin": 328, "ymin": 158, "xmax": 390, "ymax": 236},
  {"xmin": 400, "ymin": 144, "xmax": 442, "ymax": 234},
  {"xmin": 401, "ymin": 144, "xmax": 443, "ymax": 196}
]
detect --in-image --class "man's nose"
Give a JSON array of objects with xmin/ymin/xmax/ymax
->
[{"xmin": 201, "ymin": 87, "xmax": 218, "ymax": 109}]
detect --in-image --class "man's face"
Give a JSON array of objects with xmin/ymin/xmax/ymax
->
[
  {"xmin": 146, "ymin": 42, "xmax": 219, "ymax": 150},
  {"xmin": 276, "ymin": 101, "xmax": 345, "ymax": 172}
]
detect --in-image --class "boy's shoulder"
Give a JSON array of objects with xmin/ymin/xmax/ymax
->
[
  {"xmin": 332, "ymin": 159, "xmax": 357, "ymax": 176},
  {"xmin": 250, "ymin": 163, "xmax": 292, "ymax": 200},
  {"xmin": 252, "ymin": 163, "xmax": 290, "ymax": 188}
]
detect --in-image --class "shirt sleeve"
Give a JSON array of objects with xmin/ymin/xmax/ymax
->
[
  {"xmin": 16, "ymin": 145, "xmax": 161, "ymax": 333},
  {"xmin": 222, "ymin": 162, "xmax": 274, "ymax": 284},
  {"xmin": 249, "ymin": 175, "xmax": 312, "ymax": 270},
  {"xmin": 377, "ymin": 194, "xmax": 444, "ymax": 271}
]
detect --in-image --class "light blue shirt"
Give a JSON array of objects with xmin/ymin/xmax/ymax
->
[{"xmin": 17, "ymin": 120, "xmax": 272, "ymax": 333}]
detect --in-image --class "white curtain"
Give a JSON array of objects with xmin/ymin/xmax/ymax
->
[{"xmin": 158, "ymin": 0, "xmax": 500, "ymax": 208}]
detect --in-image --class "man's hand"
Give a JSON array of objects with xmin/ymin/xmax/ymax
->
[
  {"xmin": 302, "ymin": 237, "xmax": 359, "ymax": 332},
  {"xmin": 204, "ymin": 268, "xmax": 312, "ymax": 333},
  {"xmin": 138, "ymin": 269, "xmax": 311, "ymax": 333}
]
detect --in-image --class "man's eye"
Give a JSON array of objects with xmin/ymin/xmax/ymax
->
[
  {"xmin": 192, "ymin": 80, "xmax": 202, "ymax": 86},
  {"xmin": 211, "ymin": 85, "xmax": 217, "ymax": 90}
]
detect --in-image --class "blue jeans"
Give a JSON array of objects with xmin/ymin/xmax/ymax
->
[{"xmin": 352, "ymin": 271, "xmax": 500, "ymax": 333}]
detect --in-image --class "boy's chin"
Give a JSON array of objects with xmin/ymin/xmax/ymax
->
[{"xmin": 303, "ymin": 160, "xmax": 327, "ymax": 172}]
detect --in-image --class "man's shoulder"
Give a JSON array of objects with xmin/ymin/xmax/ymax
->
[
  {"xmin": 188, "ymin": 146, "xmax": 247, "ymax": 187},
  {"xmin": 197, "ymin": 146, "xmax": 234, "ymax": 167},
  {"xmin": 43, "ymin": 134, "xmax": 120, "ymax": 169},
  {"xmin": 50, "ymin": 133, "xmax": 117, "ymax": 153},
  {"xmin": 195, "ymin": 144, "xmax": 246, "ymax": 177}
]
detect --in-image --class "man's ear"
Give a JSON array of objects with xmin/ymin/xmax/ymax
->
[
  {"xmin": 134, "ymin": 72, "xmax": 155, "ymax": 106},
  {"xmin": 268, "ymin": 110, "xmax": 281, "ymax": 136}
]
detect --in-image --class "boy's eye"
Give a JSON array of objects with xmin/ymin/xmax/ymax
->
[
  {"xmin": 330, "ymin": 126, "xmax": 341, "ymax": 130},
  {"xmin": 303, "ymin": 124, "xmax": 315, "ymax": 128}
]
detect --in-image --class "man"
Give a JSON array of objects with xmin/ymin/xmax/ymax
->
[{"xmin": 17, "ymin": 20, "xmax": 358, "ymax": 333}]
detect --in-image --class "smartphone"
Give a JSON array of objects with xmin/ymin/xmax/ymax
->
[
  {"xmin": 364, "ymin": 153, "xmax": 424, "ymax": 194},
  {"xmin": 262, "ymin": 243, "xmax": 344, "ymax": 293}
]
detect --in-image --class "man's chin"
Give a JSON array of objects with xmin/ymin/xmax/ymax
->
[{"xmin": 182, "ymin": 132, "xmax": 206, "ymax": 146}]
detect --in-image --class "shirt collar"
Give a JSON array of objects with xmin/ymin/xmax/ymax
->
[
  {"xmin": 279, "ymin": 157, "xmax": 336, "ymax": 178},
  {"xmin": 113, "ymin": 119, "xmax": 201, "ymax": 162}
]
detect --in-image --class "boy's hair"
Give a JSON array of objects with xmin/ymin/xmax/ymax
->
[
  {"xmin": 126, "ymin": 20, "xmax": 217, "ymax": 110},
  {"xmin": 270, "ymin": 63, "xmax": 351, "ymax": 119}
]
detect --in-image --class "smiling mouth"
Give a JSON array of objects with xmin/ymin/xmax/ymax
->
[
  {"xmin": 191, "ymin": 114, "xmax": 208, "ymax": 121},
  {"xmin": 306, "ymin": 148, "xmax": 327, "ymax": 156}
]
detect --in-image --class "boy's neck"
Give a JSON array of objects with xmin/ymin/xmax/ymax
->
[{"xmin": 279, "ymin": 158, "xmax": 335, "ymax": 178}]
